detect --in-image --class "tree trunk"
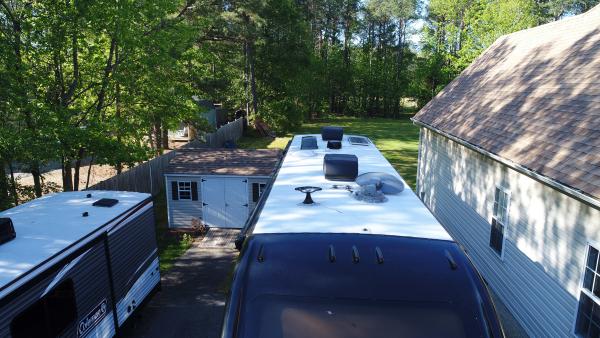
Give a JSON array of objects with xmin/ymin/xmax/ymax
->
[
  {"xmin": 73, "ymin": 148, "xmax": 84, "ymax": 191},
  {"xmin": 85, "ymin": 156, "xmax": 94, "ymax": 189},
  {"xmin": 30, "ymin": 163, "xmax": 42, "ymax": 197},
  {"xmin": 115, "ymin": 44, "xmax": 123, "ymax": 174},
  {"xmin": 62, "ymin": 159, "xmax": 73, "ymax": 192},
  {"xmin": 153, "ymin": 121, "xmax": 162, "ymax": 155},
  {"xmin": 0, "ymin": 160, "xmax": 10, "ymax": 209},
  {"xmin": 161, "ymin": 122, "xmax": 169, "ymax": 149},
  {"xmin": 248, "ymin": 40, "xmax": 258, "ymax": 116},
  {"xmin": 8, "ymin": 14, "xmax": 43, "ymax": 197},
  {"xmin": 8, "ymin": 162, "xmax": 18, "ymax": 206}
]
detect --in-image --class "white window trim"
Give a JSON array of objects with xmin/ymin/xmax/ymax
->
[
  {"xmin": 491, "ymin": 185, "xmax": 511, "ymax": 260},
  {"xmin": 178, "ymin": 181, "xmax": 192, "ymax": 200},
  {"xmin": 573, "ymin": 241, "xmax": 600, "ymax": 337}
]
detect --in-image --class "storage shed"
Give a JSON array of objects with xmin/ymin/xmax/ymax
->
[{"xmin": 165, "ymin": 148, "xmax": 282, "ymax": 228}]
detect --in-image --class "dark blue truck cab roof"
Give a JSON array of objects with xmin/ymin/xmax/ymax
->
[{"xmin": 221, "ymin": 233, "xmax": 504, "ymax": 338}]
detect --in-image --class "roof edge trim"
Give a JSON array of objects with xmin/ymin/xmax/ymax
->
[{"xmin": 412, "ymin": 119, "xmax": 600, "ymax": 211}]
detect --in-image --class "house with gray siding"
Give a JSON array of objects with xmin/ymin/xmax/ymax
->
[
  {"xmin": 413, "ymin": 6, "xmax": 600, "ymax": 338},
  {"xmin": 165, "ymin": 148, "xmax": 281, "ymax": 228}
]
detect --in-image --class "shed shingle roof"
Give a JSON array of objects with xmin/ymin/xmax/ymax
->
[
  {"xmin": 413, "ymin": 6, "xmax": 600, "ymax": 201},
  {"xmin": 166, "ymin": 148, "xmax": 282, "ymax": 177}
]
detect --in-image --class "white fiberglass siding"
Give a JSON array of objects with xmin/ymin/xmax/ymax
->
[{"xmin": 418, "ymin": 127, "xmax": 600, "ymax": 337}]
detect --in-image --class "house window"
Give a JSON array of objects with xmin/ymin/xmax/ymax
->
[
  {"xmin": 252, "ymin": 183, "xmax": 267, "ymax": 202},
  {"xmin": 489, "ymin": 186, "xmax": 510, "ymax": 256},
  {"xmin": 576, "ymin": 245, "xmax": 600, "ymax": 337},
  {"xmin": 178, "ymin": 181, "xmax": 192, "ymax": 200},
  {"xmin": 11, "ymin": 279, "xmax": 77, "ymax": 338}
]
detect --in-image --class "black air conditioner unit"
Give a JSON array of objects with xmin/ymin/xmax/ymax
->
[
  {"xmin": 323, "ymin": 154, "xmax": 358, "ymax": 181},
  {"xmin": 321, "ymin": 126, "xmax": 343, "ymax": 141},
  {"xmin": 0, "ymin": 218, "xmax": 16, "ymax": 245}
]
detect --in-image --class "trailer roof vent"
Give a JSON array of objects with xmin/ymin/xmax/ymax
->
[
  {"xmin": 327, "ymin": 140, "xmax": 342, "ymax": 149},
  {"xmin": 92, "ymin": 198, "xmax": 119, "ymax": 207},
  {"xmin": 0, "ymin": 218, "xmax": 16, "ymax": 245},
  {"xmin": 301, "ymin": 136, "xmax": 318, "ymax": 150},
  {"xmin": 349, "ymin": 136, "xmax": 370, "ymax": 146},
  {"xmin": 321, "ymin": 126, "xmax": 343, "ymax": 141}
]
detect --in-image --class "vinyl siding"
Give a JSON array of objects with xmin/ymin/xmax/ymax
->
[
  {"xmin": 166, "ymin": 175, "xmax": 270, "ymax": 228},
  {"xmin": 418, "ymin": 127, "xmax": 600, "ymax": 337},
  {"xmin": 166, "ymin": 176, "xmax": 203, "ymax": 228}
]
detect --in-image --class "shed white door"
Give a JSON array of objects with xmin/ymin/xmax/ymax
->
[{"xmin": 202, "ymin": 177, "xmax": 249, "ymax": 228}]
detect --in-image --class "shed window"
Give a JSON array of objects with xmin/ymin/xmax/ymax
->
[
  {"xmin": 178, "ymin": 181, "xmax": 192, "ymax": 200},
  {"xmin": 11, "ymin": 279, "xmax": 77, "ymax": 338},
  {"xmin": 489, "ymin": 186, "xmax": 510, "ymax": 256},
  {"xmin": 576, "ymin": 245, "xmax": 600, "ymax": 337},
  {"xmin": 252, "ymin": 183, "xmax": 267, "ymax": 203}
]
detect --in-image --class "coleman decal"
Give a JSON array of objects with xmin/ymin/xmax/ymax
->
[{"xmin": 78, "ymin": 299, "xmax": 108, "ymax": 337}]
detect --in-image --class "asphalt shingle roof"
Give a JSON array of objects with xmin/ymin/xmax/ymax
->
[
  {"xmin": 413, "ymin": 6, "xmax": 600, "ymax": 200},
  {"xmin": 166, "ymin": 148, "xmax": 282, "ymax": 177}
]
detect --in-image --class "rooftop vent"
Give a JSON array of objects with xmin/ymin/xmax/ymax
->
[
  {"xmin": 295, "ymin": 186, "xmax": 322, "ymax": 204},
  {"xmin": 301, "ymin": 136, "xmax": 318, "ymax": 150},
  {"xmin": 327, "ymin": 140, "xmax": 342, "ymax": 149},
  {"xmin": 0, "ymin": 218, "xmax": 16, "ymax": 245},
  {"xmin": 355, "ymin": 172, "xmax": 404, "ymax": 194},
  {"xmin": 321, "ymin": 126, "xmax": 343, "ymax": 141},
  {"xmin": 92, "ymin": 198, "xmax": 119, "ymax": 207},
  {"xmin": 348, "ymin": 136, "xmax": 370, "ymax": 146},
  {"xmin": 323, "ymin": 154, "xmax": 358, "ymax": 181}
]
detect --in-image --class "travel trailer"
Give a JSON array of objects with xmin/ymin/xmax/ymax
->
[
  {"xmin": 0, "ymin": 191, "xmax": 160, "ymax": 338},
  {"xmin": 222, "ymin": 127, "xmax": 505, "ymax": 338}
]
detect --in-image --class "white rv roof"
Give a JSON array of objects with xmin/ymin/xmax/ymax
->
[
  {"xmin": 0, "ymin": 191, "xmax": 150, "ymax": 292},
  {"xmin": 252, "ymin": 134, "xmax": 453, "ymax": 241}
]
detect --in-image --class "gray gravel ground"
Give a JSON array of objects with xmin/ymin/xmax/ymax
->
[{"xmin": 121, "ymin": 241, "xmax": 237, "ymax": 338}]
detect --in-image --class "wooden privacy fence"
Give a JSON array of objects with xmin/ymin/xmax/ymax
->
[
  {"xmin": 88, "ymin": 141, "xmax": 204, "ymax": 196},
  {"xmin": 88, "ymin": 119, "xmax": 245, "ymax": 196},
  {"xmin": 205, "ymin": 117, "xmax": 244, "ymax": 147},
  {"xmin": 88, "ymin": 152, "xmax": 175, "ymax": 196}
]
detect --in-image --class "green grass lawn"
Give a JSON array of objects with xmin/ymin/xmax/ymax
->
[{"xmin": 238, "ymin": 116, "xmax": 420, "ymax": 188}]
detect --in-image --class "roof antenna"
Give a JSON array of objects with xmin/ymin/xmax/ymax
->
[
  {"xmin": 257, "ymin": 244, "xmax": 265, "ymax": 262},
  {"xmin": 329, "ymin": 245, "xmax": 336, "ymax": 262},
  {"xmin": 352, "ymin": 246, "xmax": 360, "ymax": 263},
  {"xmin": 375, "ymin": 247, "xmax": 384, "ymax": 264},
  {"xmin": 445, "ymin": 250, "xmax": 458, "ymax": 270}
]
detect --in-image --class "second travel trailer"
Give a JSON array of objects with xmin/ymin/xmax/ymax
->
[{"xmin": 0, "ymin": 191, "xmax": 160, "ymax": 338}]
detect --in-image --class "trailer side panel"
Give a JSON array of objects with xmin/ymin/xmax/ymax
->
[
  {"xmin": 0, "ymin": 240, "xmax": 116, "ymax": 338},
  {"xmin": 107, "ymin": 204, "xmax": 160, "ymax": 326}
]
